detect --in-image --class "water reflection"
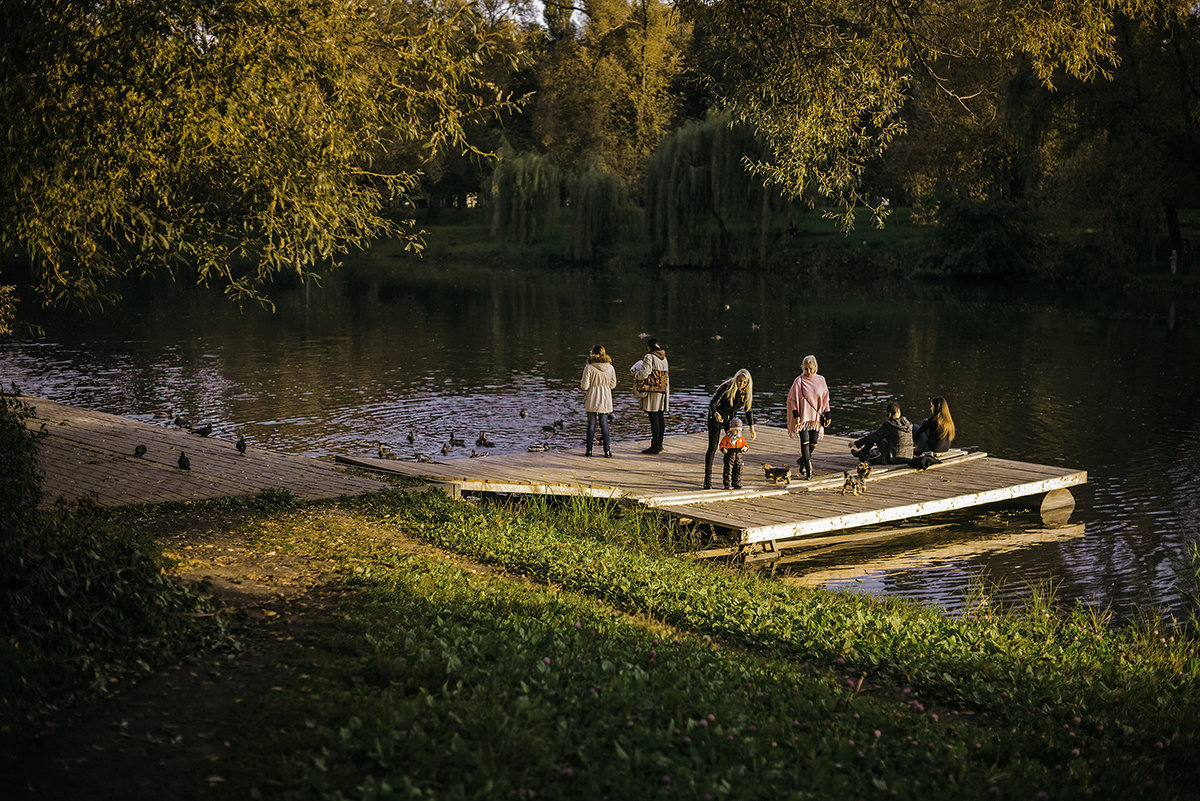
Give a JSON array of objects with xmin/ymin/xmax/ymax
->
[{"xmin": 3, "ymin": 259, "xmax": 1199, "ymax": 618}]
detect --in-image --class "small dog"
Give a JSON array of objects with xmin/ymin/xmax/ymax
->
[
  {"xmin": 762, "ymin": 464, "xmax": 793, "ymax": 485},
  {"xmin": 841, "ymin": 461, "xmax": 872, "ymax": 496}
]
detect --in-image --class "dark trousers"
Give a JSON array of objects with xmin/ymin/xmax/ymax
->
[
  {"xmin": 723, "ymin": 451, "xmax": 744, "ymax": 489},
  {"xmin": 704, "ymin": 416, "xmax": 727, "ymax": 485},
  {"xmin": 797, "ymin": 429, "xmax": 819, "ymax": 477},
  {"xmin": 586, "ymin": 412, "xmax": 610, "ymax": 453},
  {"xmin": 646, "ymin": 410, "xmax": 665, "ymax": 451}
]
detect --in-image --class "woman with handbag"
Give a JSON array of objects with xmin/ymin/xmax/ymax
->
[
  {"xmin": 703, "ymin": 368, "xmax": 756, "ymax": 489},
  {"xmin": 785, "ymin": 354, "xmax": 831, "ymax": 480},
  {"xmin": 635, "ymin": 338, "xmax": 670, "ymax": 454}
]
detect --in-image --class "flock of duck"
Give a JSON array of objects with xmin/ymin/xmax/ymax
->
[
  {"xmin": 136, "ymin": 407, "xmax": 569, "ymax": 473},
  {"xmin": 376, "ymin": 413, "xmax": 566, "ymax": 463}
]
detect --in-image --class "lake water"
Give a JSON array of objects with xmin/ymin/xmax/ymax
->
[{"xmin": 3, "ymin": 256, "xmax": 1199, "ymax": 620}]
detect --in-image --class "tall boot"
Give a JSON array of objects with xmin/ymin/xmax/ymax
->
[
  {"xmin": 704, "ymin": 450, "xmax": 715, "ymax": 489},
  {"xmin": 731, "ymin": 456, "xmax": 743, "ymax": 490},
  {"xmin": 722, "ymin": 458, "xmax": 733, "ymax": 490},
  {"xmin": 799, "ymin": 442, "xmax": 812, "ymax": 479}
]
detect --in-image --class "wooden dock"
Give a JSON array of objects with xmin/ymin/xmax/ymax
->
[
  {"xmin": 23, "ymin": 397, "xmax": 389, "ymax": 507},
  {"xmin": 337, "ymin": 424, "xmax": 1087, "ymax": 561}
]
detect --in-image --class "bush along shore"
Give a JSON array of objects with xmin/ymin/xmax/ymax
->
[{"xmin": 5, "ymin": 476, "xmax": 1199, "ymax": 798}]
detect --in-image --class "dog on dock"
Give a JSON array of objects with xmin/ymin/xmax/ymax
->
[
  {"xmin": 762, "ymin": 464, "xmax": 793, "ymax": 485},
  {"xmin": 841, "ymin": 461, "xmax": 872, "ymax": 495}
]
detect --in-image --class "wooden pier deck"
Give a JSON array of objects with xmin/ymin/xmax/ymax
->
[
  {"xmin": 338, "ymin": 424, "xmax": 1087, "ymax": 560},
  {"xmin": 23, "ymin": 397, "xmax": 389, "ymax": 507}
]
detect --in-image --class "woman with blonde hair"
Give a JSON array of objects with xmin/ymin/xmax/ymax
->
[
  {"xmin": 914, "ymin": 396, "xmax": 956, "ymax": 454},
  {"xmin": 703, "ymin": 368, "xmax": 756, "ymax": 489},
  {"xmin": 785, "ymin": 355, "xmax": 830, "ymax": 480},
  {"xmin": 580, "ymin": 344, "xmax": 617, "ymax": 457}
]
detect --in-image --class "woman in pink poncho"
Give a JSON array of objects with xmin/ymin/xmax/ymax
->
[{"xmin": 785, "ymin": 354, "xmax": 830, "ymax": 480}]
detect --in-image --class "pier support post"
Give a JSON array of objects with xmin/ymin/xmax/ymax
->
[{"xmin": 1039, "ymin": 488, "xmax": 1075, "ymax": 527}]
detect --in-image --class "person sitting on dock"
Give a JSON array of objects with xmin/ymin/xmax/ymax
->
[
  {"xmin": 850, "ymin": 401, "xmax": 914, "ymax": 465},
  {"xmin": 913, "ymin": 395, "xmax": 955, "ymax": 455},
  {"xmin": 703, "ymin": 368, "xmax": 756, "ymax": 489},
  {"xmin": 719, "ymin": 418, "xmax": 749, "ymax": 490}
]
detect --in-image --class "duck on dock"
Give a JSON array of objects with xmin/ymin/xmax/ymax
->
[
  {"xmin": 191, "ymin": 422, "xmax": 213, "ymax": 437},
  {"xmin": 178, "ymin": 451, "xmax": 191, "ymax": 470},
  {"xmin": 134, "ymin": 444, "xmax": 147, "ymax": 458},
  {"xmin": 236, "ymin": 434, "xmax": 247, "ymax": 454}
]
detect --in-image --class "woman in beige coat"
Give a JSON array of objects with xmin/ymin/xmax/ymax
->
[{"xmin": 580, "ymin": 345, "xmax": 617, "ymax": 457}]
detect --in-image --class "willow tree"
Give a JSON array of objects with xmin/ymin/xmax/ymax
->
[
  {"xmin": 568, "ymin": 160, "xmax": 630, "ymax": 260},
  {"xmin": 672, "ymin": 0, "xmax": 1184, "ymax": 229},
  {"xmin": 0, "ymin": 0, "xmax": 516, "ymax": 332},
  {"xmin": 490, "ymin": 147, "xmax": 562, "ymax": 244},
  {"xmin": 644, "ymin": 113, "xmax": 787, "ymax": 267}
]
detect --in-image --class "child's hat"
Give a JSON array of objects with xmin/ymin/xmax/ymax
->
[{"xmin": 729, "ymin": 417, "xmax": 741, "ymax": 428}]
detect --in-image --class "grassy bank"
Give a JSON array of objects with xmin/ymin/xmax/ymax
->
[{"xmin": 115, "ymin": 489, "xmax": 1200, "ymax": 800}]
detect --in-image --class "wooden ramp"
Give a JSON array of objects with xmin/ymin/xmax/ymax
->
[
  {"xmin": 23, "ymin": 397, "xmax": 389, "ymax": 507},
  {"xmin": 337, "ymin": 424, "xmax": 1087, "ymax": 560}
]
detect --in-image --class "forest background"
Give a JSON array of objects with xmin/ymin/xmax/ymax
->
[{"xmin": 4, "ymin": 0, "xmax": 1200, "ymax": 332}]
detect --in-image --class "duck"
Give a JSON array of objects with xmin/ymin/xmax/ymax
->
[
  {"xmin": 519, "ymin": 408, "xmax": 527, "ymax": 418},
  {"xmin": 476, "ymin": 432, "xmax": 495, "ymax": 448},
  {"xmin": 377, "ymin": 441, "xmax": 395, "ymax": 459},
  {"xmin": 133, "ymin": 444, "xmax": 147, "ymax": 458},
  {"xmin": 470, "ymin": 449, "xmax": 487, "ymax": 458},
  {"xmin": 553, "ymin": 419, "xmax": 564, "ymax": 430},
  {"xmin": 236, "ymin": 434, "xmax": 247, "ymax": 454},
  {"xmin": 448, "ymin": 433, "xmax": 465, "ymax": 447},
  {"xmin": 416, "ymin": 454, "xmax": 433, "ymax": 463},
  {"xmin": 527, "ymin": 442, "xmax": 550, "ymax": 452},
  {"xmin": 441, "ymin": 442, "xmax": 452, "ymax": 455},
  {"xmin": 542, "ymin": 423, "xmax": 557, "ymax": 433},
  {"xmin": 191, "ymin": 422, "xmax": 213, "ymax": 437},
  {"xmin": 173, "ymin": 415, "xmax": 187, "ymax": 428},
  {"xmin": 178, "ymin": 451, "xmax": 191, "ymax": 471},
  {"xmin": 407, "ymin": 430, "xmax": 416, "ymax": 444}
]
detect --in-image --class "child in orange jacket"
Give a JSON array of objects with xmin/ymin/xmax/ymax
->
[{"xmin": 718, "ymin": 418, "xmax": 749, "ymax": 490}]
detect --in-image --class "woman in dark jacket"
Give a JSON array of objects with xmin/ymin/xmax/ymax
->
[
  {"xmin": 703, "ymin": 369, "xmax": 756, "ymax": 489},
  {"xmin": 913, "ymin": 396, "xmax": 955, "ymax": 454}
]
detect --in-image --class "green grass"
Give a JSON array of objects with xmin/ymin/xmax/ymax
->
[{"xmin": 200, "ymin": 490, "xmax": 1199, "ymax": 800}]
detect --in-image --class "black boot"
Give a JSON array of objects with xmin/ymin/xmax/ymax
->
[
  {"xmin": 704, "ymin": 469, "xmax": 712, "ymax": 490},
  {"xmin": 722, "ymin": 460, "xmax": 732, "ymax": 490},
  {"xmin": 731, "ymin": 456, "xmax": 743, "ymax": 490},
  {"xmin": 799, "ymin": 442, "xmax": 812, "ymax": 479}
]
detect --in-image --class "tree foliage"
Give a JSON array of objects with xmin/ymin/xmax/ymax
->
[
  {"xmin": 490, "ymin": 145, "xmax": 562, "ymax": 244},
  {"xmin": 644, "ymin": 112, "xmax": 787, "ymax": 266},
  {"xmin": 568, "ymin": 159, "xmax": 631, "ymax": 260},
  {"xmin": 672, "ymin": 0, "xmax": 1185, "ymax": 226},
  {"xmin": 0, "ymin": 0, "xmax": 516, "ymax": 323},
  {"xmin": 531, "ymin": 0, "xmax": 689, "ymax": 192}
]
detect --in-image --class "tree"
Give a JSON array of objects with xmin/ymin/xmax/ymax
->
[
  {"xmin": 671, "ymin": 0, "xmax": 1184, "ymax": 226},
  {"xmin": 644, "ymin": 112, "xmax": 788, "ymax": 266},
  {"xmin": 531, "ymin": 0, "xmax": 689, "ymax": 192},
  {"xmin": 0, "ymin": 0, "xmax": 516, "ymax": 331}
]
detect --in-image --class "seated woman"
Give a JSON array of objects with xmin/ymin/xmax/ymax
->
[
  {"xmin": 913, "ymin": 396, "xmax": 955, "ymax": 454},
  {"xmin": 850, "ymin": 402, "xmax": 913, "ymax": 465}
]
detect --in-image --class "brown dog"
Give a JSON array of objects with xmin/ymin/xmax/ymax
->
[{"xmin": 762, "ymin": 464, "xmax": 793, "ymax": 485}]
